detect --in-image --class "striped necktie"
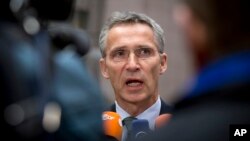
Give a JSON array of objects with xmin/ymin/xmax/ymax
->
[{"xmin": 122, "ymin": 117, "xmax": 137, "ymax": 141}]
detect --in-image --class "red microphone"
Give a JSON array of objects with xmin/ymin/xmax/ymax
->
[
  {"xmin": 102, "ymin": 111, "xmax": 123, "ymax": 141},
  {"xmin": 155, "ymin": 114, "xmax": 172, "ymax": 129}
]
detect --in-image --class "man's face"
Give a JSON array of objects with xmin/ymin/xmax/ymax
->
[{"xmin": 100, "ymin": 23, "xmax": 167, "ymax": 105}]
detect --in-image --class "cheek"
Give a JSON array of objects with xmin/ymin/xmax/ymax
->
[
  {"xmin": 144, "ymin": 62, "xmax": 161, "ymax": 82},
  {"xmin": 107, "ymin": 64, "xmax": 124, "ymax": 83},
  {"xmin": 150, "ymin": 58, "xmax": 162, "ymax": 73},
  {"xmin": 150, "ymin": 69, "xmax": 160, "ymax": 83}
]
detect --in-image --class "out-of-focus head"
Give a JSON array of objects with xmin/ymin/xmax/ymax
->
[
  {"xmin": 99, "ymin": 11, "xmax": 166, "ymax": 57},
  {"xmin": 173, "ymin": 0, "xmax": 250, "ymax": 68},
  {"xmin": 0, "ymin": 0, "xmax": 74, "ymax": 21}
]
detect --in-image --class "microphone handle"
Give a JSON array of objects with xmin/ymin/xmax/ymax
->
[{"xmin": 105, "ymin": 135, "xmax": 119, "ymax": 141}]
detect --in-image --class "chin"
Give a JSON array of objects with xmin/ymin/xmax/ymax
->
[{"xmin": 125, "ymin": 95, "xmax": 147, "ymax": 103}]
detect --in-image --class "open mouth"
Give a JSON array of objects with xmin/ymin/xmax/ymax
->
[{"xmin": 125, "ymin": 79, "xmax": 143, "ymax": 87}]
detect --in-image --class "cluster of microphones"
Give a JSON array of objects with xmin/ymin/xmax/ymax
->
[{"xmin": 102, "ymin": 111, "xmax": 171, "ymax": 141}]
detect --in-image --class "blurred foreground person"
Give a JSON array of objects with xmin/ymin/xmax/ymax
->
[
  {"xmin": 140, "ymin": 0, "xmax": 250, "ymax": 141},
  {"xmin": 1, "ymin": 0, "xmax": 105, "ymax": 141}
]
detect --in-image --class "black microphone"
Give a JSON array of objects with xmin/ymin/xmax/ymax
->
[
  {"xmin": 48, "ymin": 23, "xmax": 90, "ymax": 56},
  {"xmin": 131, "ymin": 119, "xmax": 152, "ymax": 140},
  {"xmin": 30, "ymin": 0, "xmax": 75, "ymax": 21}
]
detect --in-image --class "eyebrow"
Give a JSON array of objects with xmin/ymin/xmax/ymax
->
[
  {"xmin": 137, "ymin": 45, "xmax": 153, "ymax": 49},
  {"xmin": 108, "ymin": 44, "xmax": 156, "ymax": 53},
  {"xmin": 109, "ymin": 46, "xmax": 127, "ymax": 53}
]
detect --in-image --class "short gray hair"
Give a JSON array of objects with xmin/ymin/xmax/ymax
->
[{"xmin": 99, "ymin": 11, "xmax": 165, "ymax": 57}]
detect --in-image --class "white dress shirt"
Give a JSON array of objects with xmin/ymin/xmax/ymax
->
[{"xmin": 115, "ymin": 97, "xmax": 161, "ymax": 141}]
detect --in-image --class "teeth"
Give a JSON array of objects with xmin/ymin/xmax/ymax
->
[{"xmin": 127, "ymin": 82, "xmax": 141, "ymax": 86}]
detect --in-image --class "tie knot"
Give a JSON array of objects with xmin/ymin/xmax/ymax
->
[{"xmin": 122, "ymin": 117, "xmax": 137, "ymax": 131}]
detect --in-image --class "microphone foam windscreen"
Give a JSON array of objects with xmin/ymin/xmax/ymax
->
[
  {"xmin": 155, "ymin": 114, "xmax": 172, "ymax": 129},
  {"xmin": 131, "ymin": 119, "xmax": 151, "ymax": 139},
  {"xmin": 102, "ymin": 111, "xmax": 123, "ymax": 141}
]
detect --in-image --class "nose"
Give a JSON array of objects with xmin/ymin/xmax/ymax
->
[{"xmin": 126, "ymin": 53, "xmax": 140, "ymax": 72}]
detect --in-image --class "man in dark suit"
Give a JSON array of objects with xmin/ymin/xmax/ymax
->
[
  {"xmin": 140, "ymin": 0, "xmax": 250, "ymax": 141},
  {"xmin": 98, "ymin": 11, "xmax": 172, "ymax": 141}
]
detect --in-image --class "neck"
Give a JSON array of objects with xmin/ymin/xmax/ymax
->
[{"xmin": 117, "ymin": 96, "xmax": 158, "ymax": 117}]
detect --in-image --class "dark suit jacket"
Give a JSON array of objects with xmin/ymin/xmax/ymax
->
[{"xmin": 109, "ymin": 98, "xmax": 172, "ymax": 115}]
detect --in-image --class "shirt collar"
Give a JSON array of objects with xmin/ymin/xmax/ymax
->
[{"xmin": 115, "ymin": 97, "xmax": 161, "ymax": 129}]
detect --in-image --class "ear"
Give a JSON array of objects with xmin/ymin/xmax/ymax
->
[
  {"xmin": 159, "ymin": 53, "xmax": 167, "ymax": 75},
  {"xmin": 99, "ymin": 58, "xmax": 110, "ymax": 79}
]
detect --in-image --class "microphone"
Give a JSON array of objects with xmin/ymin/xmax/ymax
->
[
  {"xmin": 102, "ymin": 111, "xmax": 123, "ymax": 141},
  {"xmin": 131, "ymin": 119, "xmax": 152, "ymax": 140},
  {"xmin": 30, "ymin": 0, "xmax": 75, "ymax": 21},
  {"xmin": 48, "ymin": 23, "xmax": 90, "ymax": 56},
  {"xmin": 155, "ymin": 114, "xmax": 172, "ymax": 129}
]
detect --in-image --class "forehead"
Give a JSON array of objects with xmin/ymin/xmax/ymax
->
[
  {"xmin": 106, "ymin": 23, "xmax": 156, "ymax": 50},
  {"xmin": 109, "ymin": 22, "xmax": 153, "ymax": 36}
]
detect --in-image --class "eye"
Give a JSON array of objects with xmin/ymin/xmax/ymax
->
[
  {"xmin": 114, "ymin": 50, "xmax": 125, "ymax": 57},
  {"xmin": 110, "ymin": 49, "xmax": 128, "ymax": 61},
  {"xmin": 136, "ymin": 47, "xmax": 154, "ymax": 58}
]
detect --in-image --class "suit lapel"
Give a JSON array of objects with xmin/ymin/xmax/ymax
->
[
  {"xmin": 159, "ymin": 98, "xmax": 172, "ymax": 115},
  {"xmin": 110, "ymin": 103, "xmax": 116, "ymax": 112}
]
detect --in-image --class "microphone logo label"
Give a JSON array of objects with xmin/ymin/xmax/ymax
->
[
  {"xmin": 135, "ymin": 131, "xmax": 148, "ymax": 139},
  {"xmin": 102, "ymin": 114, "xmax": 114, "ymax": 120}
]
